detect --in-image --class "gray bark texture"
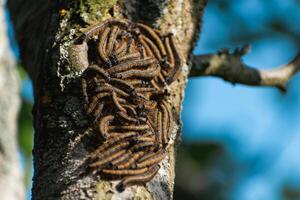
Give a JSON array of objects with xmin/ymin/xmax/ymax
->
[
  {"xmin": 0, "ymin": 1, "xmax": 24, "ymax": 200},
  {"xmin": 190, "ymin": 46, "xmax": 300, "ymax": 92},
  {"xmin": 7, "ymin": 0, "xmax": 207, "ymax": 199}
]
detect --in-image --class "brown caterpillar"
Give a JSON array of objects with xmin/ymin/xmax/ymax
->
[
  {"xmin": 136, "ymin": 150, "xmax": 165, "ymax": 168},
  {"xmin": 117, "ymin": 165, "xmax": 160, "ymax": 192},
  {"xmin": 116, "ymin": 151, "xmax": 146, "ymax": 169},
  {"xmin": 77, "ymin": 18, "xmax": 182, "ymax": 191},
  {"xmin": 89, "ymin": 131, "xmax": 138, "ymax": 159}
]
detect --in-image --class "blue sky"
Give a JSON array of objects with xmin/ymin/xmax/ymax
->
[{"xmin": 182, "ymin": 0, "xmax": 300, "ymax": 199}]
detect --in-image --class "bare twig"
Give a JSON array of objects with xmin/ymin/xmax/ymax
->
[{"xmin": 190, "ymin": 45, "xmax": 300, "ymax": 92}]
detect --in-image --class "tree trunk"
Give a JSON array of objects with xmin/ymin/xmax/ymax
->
[
  {"xmin": 7, "ymin": 0, "xmax": 206, "ymax": 199},
  {"xmin": 0, "ymin": 1, "xmax": 24, "ymax": 200}
]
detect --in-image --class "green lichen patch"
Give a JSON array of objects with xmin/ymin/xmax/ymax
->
[
  {"xmin": 79, "ymin": 0, "xmax": 118, "ymax": 24},
  {"xmin": 134, "ymin": 186, "xmax": 153, "ymax": 200},
  {"xmin": 95, "ymin": 181, "xmax": 114, "ymax": 200}
]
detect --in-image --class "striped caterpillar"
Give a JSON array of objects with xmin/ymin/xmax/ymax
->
[{"xmin": 78, "ymin": 18, "xmax": 182, "ymax": 191}]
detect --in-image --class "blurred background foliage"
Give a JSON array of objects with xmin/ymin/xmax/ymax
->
[
  {"xmin": 8, "ymin": 0, "xmax": 300, "ymax": 199},
  {"xmin": 17, "ymin": 66, "xmax": 33, "ymax": 191}
]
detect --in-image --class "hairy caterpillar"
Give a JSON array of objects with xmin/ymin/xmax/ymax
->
[{"xmin": 77, "ymin": 18, "xmax": 182, "ymax": 191}]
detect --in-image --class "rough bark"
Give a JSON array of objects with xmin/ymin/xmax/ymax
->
[
  {"xmin": 7, "ymin": 0, "xmax": 207, "ymax": 199},
  {"xmin": 0, "ymin": 1, "xmax": 24, "ymax": 199}
]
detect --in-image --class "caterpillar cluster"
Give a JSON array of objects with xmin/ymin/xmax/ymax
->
[{"xmin": 79, "ymin": 19, "xmax": 182, "ymax": 191}]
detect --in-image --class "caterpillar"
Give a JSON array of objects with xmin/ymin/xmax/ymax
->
[{"xmin": 77, "ymin": 18, "xmax": 182, "ymax": 192}]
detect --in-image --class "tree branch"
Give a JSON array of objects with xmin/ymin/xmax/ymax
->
[{"xmin": 190, "ymin": 45, "xmax": 300, "ymax": 92}]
